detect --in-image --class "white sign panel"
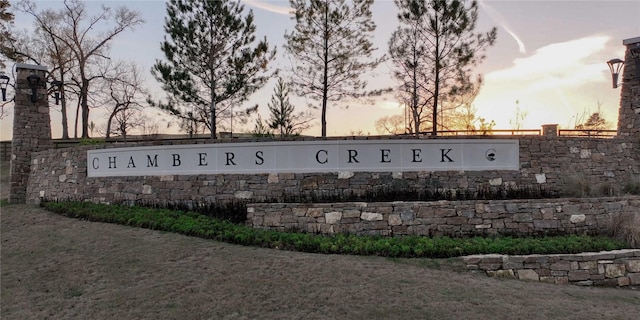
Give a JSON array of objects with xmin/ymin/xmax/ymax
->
[{"xmin": 87, "ymin": 139, "xmax": 519, "ymax": 177}]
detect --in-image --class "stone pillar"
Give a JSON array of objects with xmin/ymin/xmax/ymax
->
[
  {"xmin": 616, "ymin": 36, "xmax": 640, "ymax": 138},
  {"xmin": 541, "ymin": 124, "xmax": 558, "ymax": 137},
  {"xmin": 9, "ymin": 63, "xmax": 52, "ymax": 204}
]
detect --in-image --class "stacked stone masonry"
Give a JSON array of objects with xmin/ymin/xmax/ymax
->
[
  {"xmin": 25, "ymin": 136, "xmax": 638, "ymax": 204},
  {"xmin": 462, "ymin": 249, "xmax": 640, "ymax": 287},
  {"xmin": 247, "ymin": 198, "xmax": 640, "ymax": 237}
]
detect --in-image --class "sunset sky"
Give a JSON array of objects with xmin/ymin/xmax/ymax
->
[{"xmin": 1, "ymin": 0, "xmax": 639, "ymax": 139}]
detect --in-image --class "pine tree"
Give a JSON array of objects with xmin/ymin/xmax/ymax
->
[
  {"xmin": 267, "ymin": 78, "xmax": 312, "ymax": 137},
  {"xmin": 389, "ymin": 0, "xmax": 496, "ymax": 135},
  {"xmin": 152, "ymin": 0, "xmax": 276, "ymax": 139},
  {"xmin": 0, "ymin": 0, "xmax": 17, "ymax": 69},
  {"xmin": 285, "ymin": 0, "xmax": 383, "ymax": 137}
]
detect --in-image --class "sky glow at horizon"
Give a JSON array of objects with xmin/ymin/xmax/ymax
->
[{"xmin": 1, "ymin": 0, "xmax": 639, "ymax": 139}]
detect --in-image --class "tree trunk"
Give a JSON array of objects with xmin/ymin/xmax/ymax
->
[
  {"xmin": 81, "ymin": 78, "xmax": 90, "ymax": 138},
  {"xmin": 60, "ymin": 89, "xmax": 69, "ymax": 139},
  {"xmin": 321, "ymin": 4, "xmax": 329, "ymax": 138}
]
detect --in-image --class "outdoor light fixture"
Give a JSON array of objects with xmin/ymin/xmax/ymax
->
[
  {"xmin": 50, "ymin": 80, "xmax": 62, "ymax": 105},
  {"xmin": 0, "ymin": 72, "xmax": 9, "ymax": 102},
  {"xmin": 608, "ymin": 43, "xmax": 640, "ymax": 89},
  {"xmin": 607, "ymin": 58, "xmax": 625, "ymax": 89},
  {"xmin": 26, "ymin": 73, "xmax": 41, "ymax": 103}
]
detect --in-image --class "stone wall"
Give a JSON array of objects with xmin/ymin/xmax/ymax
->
[
  {"xmin": 462, "ymin": 249, "xmax": 640, "ymax": 287},
  {"xmin": 24, "ymin": 135, "xmax": 638, "ymax": 205},
  {"xmin": 246, "ymin": 198, "xmax": 640, "ymax": 236}
]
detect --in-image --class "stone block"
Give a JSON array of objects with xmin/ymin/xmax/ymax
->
[
  {"xmin": 446, "ymin": 217, "xmax": 467, "ymax": 225},
  {"xmin": 569, "ymin": 214, "xmax": 586, "ymax": 223},
  {"xmin": 617, "ymin": 277, "xmax": 630, "ymax": 286},
  {"xmin": 475, "ymin": 203, "xmax": 489, "ymax": 214},
  {"xmin": 400, "ymin": 211, "xmax": 414, "ymax": 221},
  {"xmin": 307, "ymin": 208, "xmax": 324, "ymax": 218},
  {"xmin": 434, "ymin": 208, "xmax": 456, "ymax": 218},
  {"xmin": 540, "ymin": 207, "xmax": 554, "ymax": 219},
  {"xmin": 493, "ymin": 269, "xmax": 516, "ymax": 279},
  {"xmin": 325, "ymin": 211, "xmax": 342, "ymax": 224},
  {"xmin": 388, "ymin": 214, "xmax": 402, "ymax": 226},
  {"xmin": 625, "ymin": 260, "xmax": 640, "ymax": 272},
  {"xmin": 536, "ymin": 268, "xmax": 551, "ymax": 277},
  {"xmin": 517, "ymin": 269, "xmax": 539, "ymax": 281},
  {"xmin": 629, "ymin": 273, "xmax": 640, "ymax": 285},
  {"xmin": 605, "ymin": 264, "xmax": 626, "ymax": 278},
  {"xmin": 568, "ymin": 270, "xmax": 590, "ymax": 281},
  {"xmin": 534, "ymin": 220, "xmax": 558, "ymax": 229},
  {"xmin": 579, "ymin": 261, "xmax": 598, "ymax": 271},
  {"xmin": 292, "ymin": 208, "xmax": 307, "ymax": 217},
  {"xmin": 555, "ymin": 277, "xmax": 569, "ymax": 285},
  {"xmin": 263, "ymin": 213, "xmax": 281, "ymax": 227},
  {"xmin": 540, "ymin": 276, "xmax": 555, "ymax": 284},
  {"xmin": 514, "ymin": 213, "xmax": 533, "ymax": 222},
  {"xmin": 503, "ymin": 258, "xmax": 524, "ymax": 270},
  {"xmin": 361, "ymin": 212, "xmax": 383, "ymax": 221},
  {"xmin": 343, "ymin": 210, "xmax": 361, "ymax": 218},
  {"xmin": 337, "ymin": 171, "xmax": 354, "ymax": 179},
  {"xmin": 550, "ymin": 261, "xmax": 571, "ymax": 271},
  {"xmin": 462, "ymin": 255, "xmax": 483, "ymax": 265},
  {"xmin": 234, "ymin": 191, "xmax": 253, "ymax": 199},
  {"xmin": 479, "ymin": 255, "xmax": 504, "ymax": 264}
]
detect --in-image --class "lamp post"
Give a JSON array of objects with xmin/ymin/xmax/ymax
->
[
  {"xmin": 50, "ymin": 79, "xmax": 62, "ymax": 105},
  {"xmin": 608, "ymin": 42, "xmax": 640, "ymax": 89},
  {"xmin": 607, "ymin": 58, "xmax": 624, "ymax": 89},
  {"xmin": 0, "ymin": 72, "xmax": 9, "ymax": 101}
]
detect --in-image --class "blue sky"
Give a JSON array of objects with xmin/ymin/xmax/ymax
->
[{"xmin": 1, "ymin": 0, "xmax": 639, "ymax": 139}]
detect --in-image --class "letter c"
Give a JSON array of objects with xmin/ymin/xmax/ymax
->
[
  {"xmin": 92, "ymin": 157, "xmax": 99, "ymax": 169},
  {"xmin": 316, "ymin": 149, "xmax": 328, "ymax": 164}
]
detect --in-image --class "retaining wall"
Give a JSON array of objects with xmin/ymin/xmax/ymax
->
[
  {"xmin": 246, "ymin": 198, "xmax": 640, "ymax": 236},
  {"xmin": 462, "ymin": 249, "xmax": 640, "ymax": 287}
]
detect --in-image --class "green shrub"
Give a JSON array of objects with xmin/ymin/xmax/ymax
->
[{"xmin": 40, "ymin": 200, "xmax": 629, "ymax": 258}]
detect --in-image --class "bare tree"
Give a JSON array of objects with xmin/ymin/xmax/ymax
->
[
  {"xmin": 102, "ymin": 61, "xmax": 148, "ymax": 140},
  {"xmin": 375, "ymin": 114, "xmax": 406, "ymax": 135},
  {"xmin": 19, "ymin": 0, "xmax": 143, "ymax": 139}
]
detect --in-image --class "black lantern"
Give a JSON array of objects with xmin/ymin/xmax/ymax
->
[
  {"xmin": 0, "ymin": 72, "xmax": 9, "ymax": 101},
  {"xmin": 27, "ymin": 74, "xmax": 41, "ymax": 103},
  {"xmin": 608, "ymin": 41, "xmax": 640, "ymax": 89},
  {"xmin": 50, "ymin": 80, "xmax": 62, "ymax": 105},
  {"xmin": 607, "ymin": 58, "xmax": 624, "ymax": 89}
]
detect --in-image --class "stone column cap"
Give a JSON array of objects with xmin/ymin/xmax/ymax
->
[
  {"xmin": 15, "ymin": 63, "xmax": 48, "ymax": 72},
  {"xmin": 622, "ymin": 36, "xmax": 640, "ymax": 46}
]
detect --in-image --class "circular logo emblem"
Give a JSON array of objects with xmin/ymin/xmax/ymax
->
[{"xmin": 485, "ymin": 149, "xmax": 496, "ymax": 161}]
